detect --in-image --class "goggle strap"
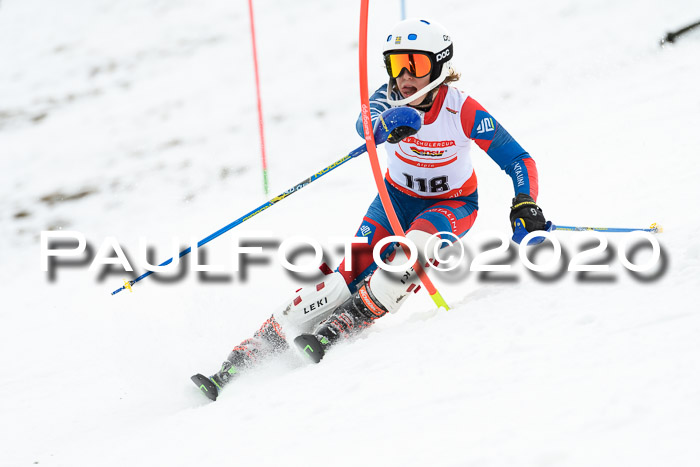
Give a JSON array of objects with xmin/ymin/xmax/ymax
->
[{"xmin": 433, "ymin": 44, "xmax": 453, "ymax": 65}]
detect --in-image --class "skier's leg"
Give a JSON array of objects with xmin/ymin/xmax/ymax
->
[
  {"xmin": 370, "ymin": 197, "xmax": 479, "ymax": 312},
  {"xmin": 301, "ymin": 196, "xmax": 478, "ymax": 357},
  {"xmin": 302, "ymin": 229, "xmax": 433, "ymax": 350},
  {"xmin": 336, "ymin": 198, "xmax": 397, "ymax": 293},
  {"xmin": 209, "ymin": 270, "xmax": 353, "ymax": 388},
  {"xmin": 198, "ymin": 195, "xmax": 398, "ymax": 396}
]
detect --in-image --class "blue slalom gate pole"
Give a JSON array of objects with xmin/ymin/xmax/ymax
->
[
  {"xmin": 400, "ymin": 0, "xmax": 406, "ymax": 20},
  {"xmin": 552, "ymin": 223, "xmax": 662, "ymax": 233},
  {"xmin": 111, "ymin": 144, "xmax": 368, "ymax": 295}
]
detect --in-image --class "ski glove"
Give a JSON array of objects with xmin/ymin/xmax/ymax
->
[
  {"xmin": 510, "ymin": 193, "xmax": 547, "ymax": 232},
  {"xmin": 373, "ymin": 107, "xmax": 422, "ymax": 145},
  {"xmin": 387, "ymin": 125, "xmax": 418, "ymax": 144}
]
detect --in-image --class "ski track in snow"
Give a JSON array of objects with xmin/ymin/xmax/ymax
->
[{"xmin": 1, "ymin": 0, "xmax": 700, "ymax": 466}]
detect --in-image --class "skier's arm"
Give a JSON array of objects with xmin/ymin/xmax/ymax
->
[{"xmin": 460, "ymin": 96, "xmax": 539, "ymax": 201}]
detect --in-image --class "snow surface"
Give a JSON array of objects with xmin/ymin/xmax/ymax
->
[{"xmin": 2, "ymin": 0, "xmax": 700, "ymax": 465}]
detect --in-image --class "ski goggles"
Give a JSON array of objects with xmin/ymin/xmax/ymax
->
[{"xmin": 384, "ymin": 52, "xmax": 433, "ymax": 79}]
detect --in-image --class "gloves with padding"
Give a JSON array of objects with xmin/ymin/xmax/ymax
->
[
  {"xmin": 510, "ymin": 193, "xmax": 547, "ymax": 232},
  {"xmin": 373, "ymin": 107, "xmax": 422, "ymax": 145}
]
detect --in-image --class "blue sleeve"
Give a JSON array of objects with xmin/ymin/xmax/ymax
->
[
  {"xmin": 461, "ymin": 96, "xmax": 539, "ymax": 199},
  {"xmin": 484, "ymin": 126, "xmax": 538, "ymax": 198}
]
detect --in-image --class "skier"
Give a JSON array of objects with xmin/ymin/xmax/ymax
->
[{"xmin": 192, "ymin": 18, "xmax": 549, "ymax": 401}]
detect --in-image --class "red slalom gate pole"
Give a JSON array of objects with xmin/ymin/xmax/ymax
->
[
  {"xmin": 358, "ymin": 0, "xmax": 449, "ymax": 311},
  {"xmin": 247, "ymin": 0, "xmax": 269, "ymax": 195}
]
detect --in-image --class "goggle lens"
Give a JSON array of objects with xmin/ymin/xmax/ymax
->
[{"xmin": 385, "ymin": 53, "xmax": 432, "ymax": 79}]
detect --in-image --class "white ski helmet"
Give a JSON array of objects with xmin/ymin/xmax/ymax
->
[{"xmin": 383, "ymin": 19, "xmax": 454, "ymax": 106}]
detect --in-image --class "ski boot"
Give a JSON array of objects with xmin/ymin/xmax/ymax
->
[
  {"xmin": 191, "ymin": 358, "xmax": 243, "ymax": 401},
  {"xmin": 192, "ymin": 315, "xmax": 288, "ymax": 401},
  {"xmin": 295, "ymin": 282, "xmax": 388, "ymax": 363}
]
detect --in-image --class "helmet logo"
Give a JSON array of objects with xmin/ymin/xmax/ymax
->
[
  {"xmin": 443, "ymin": 35, "xmax": 451, "ymax": 41},
  {"xmin": 395, "ymin": 36, "xmax": 402, "ymax": 44},
  {"xmin": 436, "ymin": 49, "xmax": 450, "ymax": 62}
]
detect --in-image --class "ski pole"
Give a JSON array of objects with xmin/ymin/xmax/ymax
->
[
  {"xmin": 660, "ymin": 19, "xmax": 700, "ymax": 46},
  {"xmin": 552, "ymin": 223, "xmax": 662, "ymax": 233},
  {"xmin": 111, "ymin": 144, "xmax": 368, "ymax": 295}
]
